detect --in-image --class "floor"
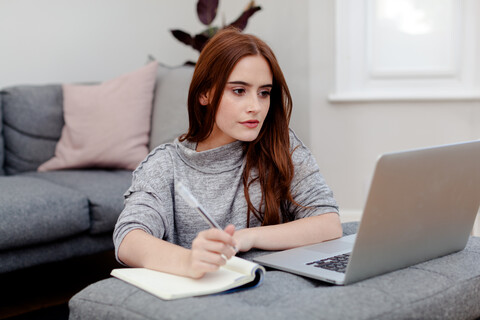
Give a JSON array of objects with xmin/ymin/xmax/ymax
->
[
  {"xmin": 0, "ymin": 250, "xmax": 121, "ymax": 320},
  {"xmin": 6, "ymin": 305, "xmax": 69, "ymax": 320}
]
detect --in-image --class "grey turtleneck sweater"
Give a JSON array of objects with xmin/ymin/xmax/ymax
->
[{"xmin": 113, "ymin": 130, "xmax": 338, "ymax": 261}]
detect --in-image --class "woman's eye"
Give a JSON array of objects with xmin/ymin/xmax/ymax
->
[
  {"xmin": 259, "ymin": 90, "xmax": 271, "ymax": 98},
  {"xmin": 233, "ymin": 88, "xmax": 245, "ymax": 95}
]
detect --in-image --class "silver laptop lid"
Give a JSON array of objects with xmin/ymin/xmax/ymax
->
[{"xmin": 344, "ymin": 140, "xmax": 480, "ymax": 284}]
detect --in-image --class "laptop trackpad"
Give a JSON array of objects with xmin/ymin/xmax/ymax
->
[{"xmin": 303, "ymin": 239, "xmax": 353, "ymax": 254}]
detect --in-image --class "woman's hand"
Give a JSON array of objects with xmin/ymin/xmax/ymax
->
[{"xmin": 186, "ymin": 224, "xmax": 238, "ymax": 279}]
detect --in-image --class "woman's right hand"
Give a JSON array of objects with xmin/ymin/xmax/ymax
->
[{"xmin": 186, "ymin": 224, "xmax": 238, "ymax": 279}]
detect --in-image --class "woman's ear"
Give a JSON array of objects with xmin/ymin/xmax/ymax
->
[{"xmin": 199, "ymin": 92, "xmax": 209, "ymax": 106}]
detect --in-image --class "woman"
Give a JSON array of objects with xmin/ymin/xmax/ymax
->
[{"xmin": 114, "ymin": 28, "xmax": 342, "ymax": 279}]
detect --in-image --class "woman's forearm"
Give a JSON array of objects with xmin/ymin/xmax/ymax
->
[
  {"xmin": 118, "ymin": 227, "xmax": 237, "ymax": 279},
  {"xmin": 118, "ymin": 229, "xmax": 192, "ymax": 276},
  {"xmin": 234, "ymin": 212, "xmax": 342, "ymax": 251},
  {"xmin": 118, "ymin": 213, "xmax": 342, "ymax": 276}
]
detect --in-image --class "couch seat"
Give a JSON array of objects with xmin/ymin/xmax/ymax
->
[
  {"xmin": 0, "ymin": 176, "xmax": 89, "ymax": 250},
  {"xmin": 21, "ymin": 169, "xmax": 132, "ymax": 234}
]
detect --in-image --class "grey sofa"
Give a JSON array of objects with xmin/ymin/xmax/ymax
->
[
  {"xmin": 69, "ymin": 222, "xmax": 480, "ymax": 320},
  {"xmin": 0, "ymin": 63, "xmax": 193, "ymax": 274}
]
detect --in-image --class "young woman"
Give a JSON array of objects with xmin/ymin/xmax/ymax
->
[{"xmin": 114, "ymin": 28, "xmax": 342, "ymax": 279}]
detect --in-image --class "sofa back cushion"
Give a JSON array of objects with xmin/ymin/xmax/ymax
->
[
  {"xmin": 2, "ymin": 85, "xmax": 63, "ymax": 174},
  {"xmin": 2, "ymin": 63, "xmax": 193, "ymax": 174},
  {"xmin": 149, "ymin": 64, "xmax": 194, "ymax": 150},
  {"xmin": 0, "ymin": 92, "xmax": 5, "ymax": 175}
]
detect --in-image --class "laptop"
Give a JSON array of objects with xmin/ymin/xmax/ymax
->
[{"xmin": 253, "ymin": 140, "xmax": 480, "ymax": 285}]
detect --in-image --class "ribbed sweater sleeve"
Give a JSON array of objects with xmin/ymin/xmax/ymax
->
[{"xmin": 288, "ymin": 130, "xmax": 339, "ymax": 218}]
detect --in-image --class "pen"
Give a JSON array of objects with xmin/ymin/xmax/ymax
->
[{"xmin": 175, "ymin": 181, "xmax": 238, "ymax": 253}]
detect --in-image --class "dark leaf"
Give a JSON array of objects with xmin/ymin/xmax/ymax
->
[
  {"xmin": 192, "ymin": 33, "xmax": 210, "ymax": 52},
  {"xmin": 197, "ymin": 0, "xmax": 219, "ymax": 25},
  {"xmin": 228, "ymin": 5, "xmax": 261, "ymax": 31},
  {"xmin": 171, "ymin": 29, "xmax": 193, "ymax": 46}
]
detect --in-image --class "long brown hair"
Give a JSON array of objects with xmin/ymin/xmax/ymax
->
[{"xmin": 181, "ymin": 28, "xmax": 296, "ymax": 226}]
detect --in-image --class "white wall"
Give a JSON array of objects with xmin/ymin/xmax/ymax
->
[{"xmin": 0, "ymin": 0, "xmax": 204, "ymax": 86}]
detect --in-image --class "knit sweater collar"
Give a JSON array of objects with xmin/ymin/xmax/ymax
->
[{"xmin": 175, "ymin": 138, "xmax": 245, "ymax": 173}]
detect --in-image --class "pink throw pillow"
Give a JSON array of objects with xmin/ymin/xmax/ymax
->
[{"xmin": 38, "ymin": 61, "xmax": 158, "ymax": 172}]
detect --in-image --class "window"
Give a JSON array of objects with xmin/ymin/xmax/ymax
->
[{"xmin": 329, "ymin": 0, "xmax": 480, "ymax": 102}]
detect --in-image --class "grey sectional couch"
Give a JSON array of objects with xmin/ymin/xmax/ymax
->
[{"xmin": 0, "ymin": 63, "xmax": 193, "ymax": 274}]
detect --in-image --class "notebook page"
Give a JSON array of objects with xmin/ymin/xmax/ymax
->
[{"xmin": 111, "ymin": 264, "xmax": 254, "ymax": 300}]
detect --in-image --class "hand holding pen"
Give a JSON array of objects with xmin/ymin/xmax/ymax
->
[{"xmin": 176, "ymin": 181, "xmax": 238, "ymax": 272}]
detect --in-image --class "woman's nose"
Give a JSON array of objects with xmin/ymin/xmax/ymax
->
[{"xmin": 246, "ymin": 96, "xmax": 261, "ymax": 113}]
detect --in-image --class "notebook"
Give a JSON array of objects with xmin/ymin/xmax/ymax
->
[
  {"xmin": 254, "ymin": 140, "xmax": 480, "ymax": 285},
  {"xmin": 111, "ymin": 256, "xmax": 265, "ymax": 300}
]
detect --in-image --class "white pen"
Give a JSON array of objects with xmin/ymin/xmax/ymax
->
[{"xmin": 175, "ymin": 181, "xmax": 238, "ymax": 253}]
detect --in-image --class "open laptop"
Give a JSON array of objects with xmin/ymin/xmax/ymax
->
[{"xmin": 253, "ymin": 140, "xmax": 480, "ymax": 285}]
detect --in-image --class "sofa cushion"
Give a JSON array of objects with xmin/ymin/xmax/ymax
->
[
  {"xmin": 0, "ymin": 232, "xmax": 114, "ymax": 273},
  {"xmin": 38, "ymin": 61, "xmax": 158, "ymax": 172},
  {"xmin": 1, "ymin": 85, "xmax": 63, "ymax": 175},
  {"xmin": 22, "ymin": 169, "xmax": 132, "ymax": 234},
  {"xmin": 0, "ymin": 91, "xmax": 5, "ymax": 176},
  {"xmin": 0, "ymin": 176, "xmax": 90, "ymax": 251},
  {"xmin": 149, "ymin": 63, "xmax": 193, "ymax": 150}
]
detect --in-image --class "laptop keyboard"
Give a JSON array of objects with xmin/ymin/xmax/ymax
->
[{"xmin": 306, "ymin": 253, "xmax": 350, "ymax": 273}]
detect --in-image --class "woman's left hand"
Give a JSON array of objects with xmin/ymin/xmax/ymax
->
[{"xmin": 232, "ymin": 228, "xmax": 256, "ymax": 252}]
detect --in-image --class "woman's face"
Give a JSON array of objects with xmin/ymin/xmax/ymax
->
[{"xmin": 197, "ymin": 55, "xmax": 273, "ymax": 151}]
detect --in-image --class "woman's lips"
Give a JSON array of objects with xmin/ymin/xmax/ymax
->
[{"xmin": 240, "ymin": 120, "xmax": 259, "ymax": 128}]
